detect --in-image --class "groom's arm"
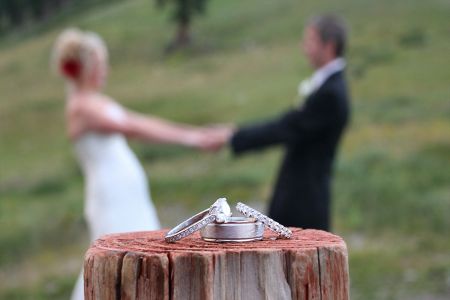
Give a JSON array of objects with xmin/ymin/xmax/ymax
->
[{"xmin": 230, "ymin": 89, "xmax": 345, "ymax": 155}]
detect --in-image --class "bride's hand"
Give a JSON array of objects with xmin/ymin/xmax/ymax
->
[{"xmin": 189, "ymin": 125, "xmax": 235, "ymax": 152}]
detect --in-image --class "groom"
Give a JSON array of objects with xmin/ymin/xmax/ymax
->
[{"xmin": 210, "ymin": 14, "xmax": 350, "ymax": 231}]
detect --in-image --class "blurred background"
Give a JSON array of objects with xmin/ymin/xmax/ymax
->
[{"xmin": 0, "ymin": 0, "xmax": 449, "ymax": 299}]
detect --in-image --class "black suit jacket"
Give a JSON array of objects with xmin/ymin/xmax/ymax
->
[{"xmin": 230, "ymin": 71, "xmax": 350, "ymax": 231}]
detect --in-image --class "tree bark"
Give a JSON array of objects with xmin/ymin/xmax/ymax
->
[
  {"xmin": 165, "ymin": 21, "xmax": 191, "ymax": 53},
  {"xmin": 84, "ymin": 228, "xmax": 349, "ymax": 300}
]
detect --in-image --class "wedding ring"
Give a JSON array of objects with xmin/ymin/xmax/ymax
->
[
  {"xmin": 236, "ymin": 202, "xmax": 292, "ymax": 239},
  {"xmin": 200, "ymin": 217, "xmax": 264, "ymax": 242},
  {"xmin": 165, "ymin": 198, "xmax": 232, "ymax": 243},
  {"xmin": 165, "ymin": 209, "xmax": 215, "ymax": 243}
]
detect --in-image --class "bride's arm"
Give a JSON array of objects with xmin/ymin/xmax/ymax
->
[
  {"xmin": 123, "ymin": 113, "xmax": 235, "ymax": 150},
  {"xmin": 83, "ymin": 101, "xmax": 210, "ymax": 148},
  {"xmin": 123, "ymin": 111, "xmax": 206, "ymax": 147}
]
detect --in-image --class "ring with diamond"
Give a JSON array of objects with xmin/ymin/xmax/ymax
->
[
  {"xmin": 200, "ymin": 217, "xmax": 264, "ymax": 243},
  {"xmin": 165, "ymin": 198, "xmax": 232, "ymax": 243},
  {"xmin": 236, "ymin": 202, "xmax": 292, "ymax": 239}
]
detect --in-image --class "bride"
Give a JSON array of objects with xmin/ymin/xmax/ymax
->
[{"xmin": 52, "ymin": 28, "xmax": 216, "ymax": 300}]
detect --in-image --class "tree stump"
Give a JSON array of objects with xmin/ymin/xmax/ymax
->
[{"xmin": 84, "ymin": 228, "xmax": 349, "ymax": 300}]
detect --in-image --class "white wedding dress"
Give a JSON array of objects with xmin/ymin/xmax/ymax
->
[{"xmin": 70, "ymin": 103, "xmax": 160, "ymax": 300}]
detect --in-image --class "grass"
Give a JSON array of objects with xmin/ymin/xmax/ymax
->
[{"xmin": 1, "ymin": 0, "xmax": 450, "ymax": 298}]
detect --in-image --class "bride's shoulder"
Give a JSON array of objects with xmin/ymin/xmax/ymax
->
[
  {"xmin": 68, "ymin": 93, "xmax": 115, "ymax": 113},
  {"xmin": 89, "ymin": 94, "xmax": 123, "ymax": 111},
  {"xmin": 65, "ymin": 93, "xmax": 127, "ymax": 139},
  {"xmin": 85, "ymin": 95, "xmax": 128, "ymax": 125}
]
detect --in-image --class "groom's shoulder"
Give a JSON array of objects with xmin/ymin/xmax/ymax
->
[
  {"xmin": 317, "ymin": 71, "xmax": 348, "ymax": 98},
  {"xmin": 324, "ymin": 71, "xmax": 346, "ymax": 89}
]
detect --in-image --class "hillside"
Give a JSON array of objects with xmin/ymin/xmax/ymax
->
[{"xmin": 0, "ymin": 0, "xmax": 449, "ymax": 298}]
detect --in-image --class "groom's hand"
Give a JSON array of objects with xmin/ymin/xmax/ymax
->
[{"xmin": 200, "ymin": 125, "xmax": 235, "ymax": 152}]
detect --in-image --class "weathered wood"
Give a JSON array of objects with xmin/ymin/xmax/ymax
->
[{"xmin": 84, "ymin": 228, "xmax": 349, "ymax": 300}]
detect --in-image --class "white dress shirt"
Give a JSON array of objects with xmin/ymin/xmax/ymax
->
[{"xmin": 298, "ymin": 58, "xmax": 346, "ymax": 98}]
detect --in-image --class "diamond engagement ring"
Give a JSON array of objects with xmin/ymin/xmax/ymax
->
[
  {"xmin": 165, "ymin": 198, "xmax": 232, "ymax": 243},
  {"xmin": 236, "ymin": 202, "xmax": 292, "ymax": 239}
]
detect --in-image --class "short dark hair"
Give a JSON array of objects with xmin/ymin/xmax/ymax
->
[{"xmin": 308, "ymin": 14, "xmax": 348, "ymax": 57}]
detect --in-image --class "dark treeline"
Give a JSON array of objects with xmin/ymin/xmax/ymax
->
[
  {"xmin": 0, "ymin": 0, "xmax": 110, "ymax": 32},
  {"xmin": 0, "ymin": 0, "xmax": 210, "ymax": 50}
]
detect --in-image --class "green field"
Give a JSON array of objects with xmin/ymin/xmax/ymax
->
[{"xmin": 1, "ymin": 0, "xmax": 449, "ymax": 298}]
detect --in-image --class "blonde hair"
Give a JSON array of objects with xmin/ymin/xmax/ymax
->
[{"xmin": 51, "ymin": 28, "xmax": 108, "ymax": 81}]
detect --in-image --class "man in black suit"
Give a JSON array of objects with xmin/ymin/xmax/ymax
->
[{"xmin": 208, "ymin": 14, "xmax": 350, "ymax": 231}]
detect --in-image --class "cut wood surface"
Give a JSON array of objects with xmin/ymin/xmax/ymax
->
[{"xmin": 84, "ymin": 228, "xmax": 349, "ymax": 300}]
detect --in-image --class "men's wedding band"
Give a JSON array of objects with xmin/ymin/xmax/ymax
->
[
  {"xmin": 236, "ymin": 202, "xmax": 292, "ymax": 239},
  {"xmin": 200, "ymin": 217, "xmax": 264, "ymax": 242}
]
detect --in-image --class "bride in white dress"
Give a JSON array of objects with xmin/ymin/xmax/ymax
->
[{"xmin": 52, "ymin": 29, "xmax": 217, "ymax": 300}]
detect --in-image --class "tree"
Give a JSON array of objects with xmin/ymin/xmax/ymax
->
[
  {"xmin": 156, "ymin": 0, "xmax": 209, "ymax": 52},
  {"xmin": 1, "ymin": 0, "xmax": 26, "ymax": 27},
  {"xmin": 29, "ymin": 0, "xmax": 47, "ymax": 20},
  {"xmin": 0, "ymin": 0, "xmax": 73, "ymax": 30}
]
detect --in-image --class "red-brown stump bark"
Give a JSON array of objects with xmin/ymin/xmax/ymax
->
[{"xmin": 84, "ymin": 228, "xmax": 349, "ymax": 300}]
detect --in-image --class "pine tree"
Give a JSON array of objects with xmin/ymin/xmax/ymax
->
[{"xmin": 156, "ymin": 0, "xmax": 209, "ymax": 52}]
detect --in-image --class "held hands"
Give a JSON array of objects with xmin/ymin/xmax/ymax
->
[
  {"xmin": 203, "ymin": 124, "xmax": 235, "ymax": 152},
  {"xmin": 186, "ymin": 124, "xmax": 235, "ymax": 152}
]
